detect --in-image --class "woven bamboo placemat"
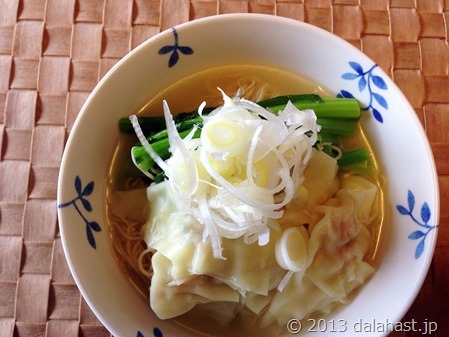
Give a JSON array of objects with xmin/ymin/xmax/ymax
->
[{"xmin": 0, "ymin": 1, "xmax": 448, "ymax": 337}]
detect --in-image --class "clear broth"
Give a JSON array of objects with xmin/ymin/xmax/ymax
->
[{"xmin": 107, "ymin": 64, "xmax": 385, "ymax": 337}]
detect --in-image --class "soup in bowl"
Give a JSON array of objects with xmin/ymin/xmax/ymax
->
[{"xmin": 57, "ymin": 14, "xmax": 439, "ymax": 337}]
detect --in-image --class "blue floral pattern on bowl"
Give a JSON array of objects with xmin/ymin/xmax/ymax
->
[
  {"xmin": 396, "ymin": 190, "xmax": 438, "ymax": 259},
  {"xmin": 338, "ymin": 61, "xmax": 388, "ymax": 123},
  {"xmin": 58, "ymin": 176, "xmax": 102, "ymax": 249},
  {"xmin": 137, "ymin": 327, "xmax": 163, "ymax": 337},
  {"xmin": 338, "ymin": 61, "xmax": 436, "ymax": 259},
  {"xmin": 159, "ymin": 27, "xmax": 193, "ymax": 68}
]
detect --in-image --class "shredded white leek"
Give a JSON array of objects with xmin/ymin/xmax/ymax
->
[
  {"xmin": 132, "ymin": 89, "xmax": 319, "ymax": 259},
  {"xmin": 129, "ymin": 115, "xmax": 167, "ymax": 172},
  {"xmin": 162, "ymin": 100, "xmax": 199, "ymax": 197}
]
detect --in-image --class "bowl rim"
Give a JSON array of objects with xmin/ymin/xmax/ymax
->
[{"xmin": 57, "ymin": 12, "xmax": 440, "ymax": 337}]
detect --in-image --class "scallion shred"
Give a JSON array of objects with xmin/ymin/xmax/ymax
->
[{"xmin": 130, "ymin": 89, "xmax": 322, "ymax": 256}]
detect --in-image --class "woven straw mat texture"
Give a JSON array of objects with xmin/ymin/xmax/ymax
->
[{"xmin": 0, "ymin": 1, "xmax": 448, "ymax": 337}]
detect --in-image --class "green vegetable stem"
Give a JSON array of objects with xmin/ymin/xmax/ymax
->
[{"xmin": 120, "ymin": 94, "xmax": 370, "ymax": 181}]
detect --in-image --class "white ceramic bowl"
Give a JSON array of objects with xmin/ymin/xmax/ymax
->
[{"xmin": 57, "ymin": 14, "xmax": 439, "ymax": 337}]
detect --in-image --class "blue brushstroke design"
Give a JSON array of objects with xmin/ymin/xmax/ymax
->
[
  {"xmin": 396, "ymin": 190, "xmax": 438, "ymax": 259},
  {"xmin": 338, "ymin": 61, "xmax": 388, "ymax": 123},
  {"xmin": 58, "ymin": 176, "xmax": 101, "ymax": 249},
  {"xmin": 137, "ymin": 327, "xmax": 163, "ymax": 337},
  {"xmin": 159, "ymin": 27, "xmax": 193, "ymax": 68}
]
